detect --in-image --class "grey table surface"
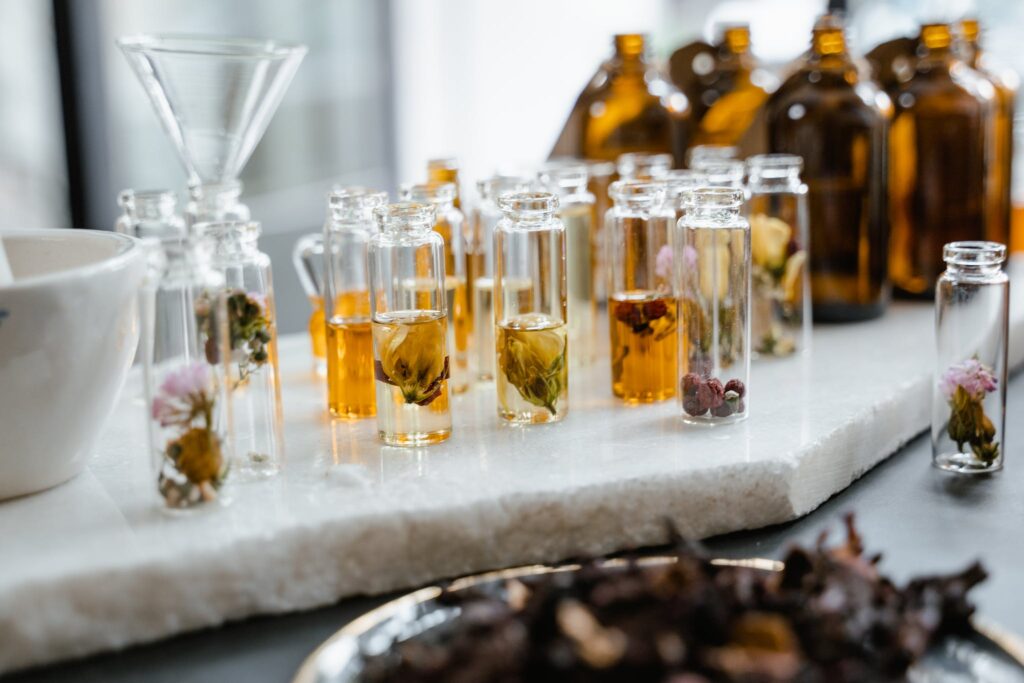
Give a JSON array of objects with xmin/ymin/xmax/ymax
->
[{"xmin": 5, "ymin": 368, "xmax": 1024, "ymax": 683}]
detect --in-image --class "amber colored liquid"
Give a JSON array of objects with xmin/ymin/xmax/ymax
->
[
  {"xmin": 308, "ymin": 296, "xmax": 326, "ymax": 369},
  {"xmin": 690, "ymin": 42, "xmax": 770, "ymax": 148},
  {"xmin": 889, "ymin": 49, "xmax": 991, "ymax": 298},
  {"xmin": 766, "ymin": 41, "xmax": 890, "ymax": 321},
  {"xmin": 497, "ymin": 314, "xmax": 568, "ymax": 424},
  {"xmin": 1013, "ymin": 205, "xmax": 1024, "ymax": 253},
  {"xmin": 609, "ymin": 292, "xmax": 677, "ymax": 403},
  {"xmin": 326, "ymin": 320, "xmax": 375, "ymax": 418},
  {"xmin": 550, "ymin": 40, "xmax": 691, "ymax": 166}
]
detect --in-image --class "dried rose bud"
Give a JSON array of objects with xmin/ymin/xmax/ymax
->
[
  {"xmin": 683, "ymin": 394, "xmax": 706, "ymax": 416},
  {"xmin": 724, "ymin": 379, "xmax": 745, "ymax": 398},
  {"xmin": 704, "ymin": 378, "xmax": 725, "ymax": 408},
  {"xmin": 681, "ymin": 373, "xmax": 702, "ymax": 397},
  {"xmin": 711, "ymin": 401, "xmax": 734, "ymax": 418},
  {"xmin": 643, "ymin": 298, "xmax": 668, "ymax": 320}
]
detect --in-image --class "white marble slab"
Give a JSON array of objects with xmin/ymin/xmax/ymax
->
[{"xmin": 2, "ymin": 264, "xmax": 1023, "ymax": 674}]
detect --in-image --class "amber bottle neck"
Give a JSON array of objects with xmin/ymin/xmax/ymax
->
[
  {"xmin": 721, "ymin": 27, "xmax": 750, "ymax": 55},
  {"xmin": 614, "ymin": 34, "xmax": 647, "ymax": 60},
  {"xmin": 812, "ymin": 27, "xmax": 847, "ymax": 56},
  {"xmin": 958, "ymin": 19, "xmax": 981, "ymax": 67}
]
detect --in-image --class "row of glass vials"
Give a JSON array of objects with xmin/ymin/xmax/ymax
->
[{"xmin": 281, "ymin": 150, "xmax": 812, "ymax": 446}]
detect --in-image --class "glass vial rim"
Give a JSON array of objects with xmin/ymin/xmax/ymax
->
[
  {"xmin": 398, "ymin": 181, "xmax": 456, "ymax": 207},
  {"xmin": 188, "ymin": 180, "xmax": 243, "ymax": 201},
  {"xmin": 118, "ymin": 188, "xmax": 178, "ymax": 217},
  {"xmin": 477, "ymin": 175, "xmax": 532, "ymax": 200},
  {"xmin": 194, "ymin": 219, "xmax": 262, "ymax": 244},
  {"xmin": 538, "ymin": 163, "xmax": 589, "ymax": 196},
  {"xmin": 373, "ymin": 201, "xmax": 436, "ymax": 233},
  {"xmin": 498, "ymin": 191, "xmax": 560, "ymax": 219},
  {"xmin": 328, "ymin": 186, "xmax": 388, "ymax": 222},
  {"xmin": 609, "ymin": 179, "xmax": 666, "ymax": 209},
  {"xmin": 616, "ymin": 152, "xmax": 673, "ymax": 179},
  {"xmin": 943, "ymin": 241, "xmax": 1007, "ymax": 267},
  {"xmin": 685, "ymin": 186, "xmax": 746, "ymax": 210},
  {"xmin": 686, "ymin": 145, "xmax": 739, "ymax": 168},
  {"xmin": 691, "ymin": 158, "xmax": 746, "ymax": 184}
]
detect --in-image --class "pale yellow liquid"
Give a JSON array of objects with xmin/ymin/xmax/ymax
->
[
  {"xmin": 372, "ymin": 310, "xmax": 451, "ymax": 446},
  {"xmin": 561, "ymin": 203, "xmax": 597, "ymax": 367},
  {"xmin": 497, "ymin": 314, "xmax": 568, "ymax": 423},
  {"xmin": 475, "ymin": 276, "xmax": 534, "ymax": 381},
  {"xmin": 609, "ymin": 291, "xmax": 678, "ymax": 403}
]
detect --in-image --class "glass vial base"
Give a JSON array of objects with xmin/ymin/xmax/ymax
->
[
  {"xmin": 378, "ymin": 428, "xmax": 451, "ymax": 447},
  {"xmin": 933, "ymin": 451, "xmax": 1002, "ymax": 475}
]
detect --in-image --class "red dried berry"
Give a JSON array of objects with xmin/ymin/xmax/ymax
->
[
  {"xmin": 681, "ymin": 373, "xmax": 702, "ymax": 397},
  {"xmin": 704, "ymin": 378, "xmax": 725, "ymax": 408},
  {"xmin": 682, "ymin": 394, "xmax": 706, "ymax": 416},
  {"xmin": 724, "ymin": 379, "xmax": 745, "ymax": 398},
  {"xmin": 711, "ymin": 401, "xmax": 734, "ymax": 418},
  {"xmin": 643, "ymin": 298, "xmax": 668, "ymax": 320}
]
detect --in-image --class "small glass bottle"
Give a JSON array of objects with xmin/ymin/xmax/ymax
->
[
  {"xmin": 746, "ymin": 154, "xmax": 810, "ymax": 357},
  {"xmin": 193, "ymin": 220, "xmax": 284, "ymax": 478},
  {"xmin": 678, "ymin": 188, "xmax": 751, "ymax": 425},
  {"xmin": 607, "ymin": 180, "xmax": 677, "ymax": 403},
  {"xmin": 426, "ymin": 157, "xmax": 463, "ymax": 209},
  {"xmin": 369, "ymin": 202, "xmax": 452, "ymax": 446},
  {"xmin": 932, "ymin": 242, "xmax": 1008, "ymax": 473},
  {"xmin": 539, "ymin": 164, "xmax": 597, "ymax": 367},
  {"xmin": 617, "ymin": 152, "xmax": 674, "ymax": 180},
  {"xmin": 471, "ymin": 174, "xmax": 531, "ymax": 380},
  {"xmin": 323, "ymin": 187, "xmax": 387, "ymax": 419},
  {"xmin": 686, "ymin": 145, "xmax": 738, "ymax": 169},
  {"xmin": 140, "ymin": 236, "xmax": 231, "ymax": 510},
  {"xmin": 889, "ymin": 23, "xmax": 994, "ymax": 298},
  {"xmin": 549, "ymin": 33, "xmax": 692, "ymax": 167},
  {"xmin": 660, "ymin": 169, "xmax": 705, "ymax": 224},
  {"xmin": 292, "ymin": 233, "xmax": 327, "ymax": 376},
  {"xmin": 185, "ymin": 180, "xmax": 251, "ymax": 229},
  {"xmin": 494, "ymin": 192, "xmax": 568, "ymax": 423},
  {"xmin": 115, "ymin": 189, "xmax": 186, "ymax": 238},
  {"xmin": 399, "ymin": 182, "xmax": 469, "ymax": 394}
]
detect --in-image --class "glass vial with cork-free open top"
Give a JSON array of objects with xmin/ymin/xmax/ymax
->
[
  {"xmin": 322, "ymin": 187, "xmax": 387, "ymax": 419},
  {"xmin": 932, "ymin": 241, "xmax": 1008, "ymax": 474},
  {"xmin": 607, "ymin": 180, "xmax": 678, "ymax": 403},
  {"xmin": 193, "ymin": 220, "xmax": 285, "ymax": 479},
  {"xmin": 494, "ymin": 192, "xmax": 568, "ymax": 424},
  {"xmin": 115, "ymin": 189, "xmax": 186, "ymax": 239},
  {"xmin": 677, "ymin": 187, "xmax": 751, "ymax": 425},
  {"xmin": 746, "ymin": 154, "xmax": 811, "ymax": 357},
  {"xmin": 369, "ymin": 202, "xmax": 452, "ymax": 446}
]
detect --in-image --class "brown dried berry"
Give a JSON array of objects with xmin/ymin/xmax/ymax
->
[
  {"xmin": 682, "ymin": 394, "xmax": 705, "ymax": 416},
  {"xmin": 724, "ymin": 379, "xmax": 745, "ymax": 398},
  {"xmin": 643, "ymin": 298, "xmax": 668, "ymax": 320},
  {"xmin": 681, "ymin": 373, "xmax": 702, "ymax": 397},
  {"xmin": 704, "ymin": 378, "xmax": 725, "ymax": 408},
  {"xmin": 711, "ymin": 401, "xmax": 734, "ymax": 418}
]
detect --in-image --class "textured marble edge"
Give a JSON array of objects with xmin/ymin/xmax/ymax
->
[{"xmin": 3, "ymin": 266, "xmax": 1022, "ymax": 674}]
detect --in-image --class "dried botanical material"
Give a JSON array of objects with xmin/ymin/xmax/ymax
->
[
  {"xmin": 373, "ymin": 314, "xmax": 449, "ymax": 406},
  {"xmin": 498, "ymin": 315, "xmax": 567, "ymax": 417},
  {"xmin": 750, "ymin": 213, "xmax": 806, "ymax": 357},
  {"xmin": 197, "ymin": 288, "xmax": 272, "ymax": 384},
  {"xmin": 362, "ymin": 516, "xmax": 986, "ymax": 682},
  {"xmin": 942, "ymin": 358, "xmax": 1000, "ymax": 463}
]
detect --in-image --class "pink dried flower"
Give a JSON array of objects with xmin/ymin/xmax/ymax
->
[
  {"xmin": 940, "ymin": 358, "xmax": 997, "ymax": 401},
  {"xmin": 655, "ymin": 245, "xmax": 674, "ymax": 280},
  {"xmin": 159, "ymin": 361, "xmax": 212, "ymax": 400},
  {"xmin": 683, "ymin": 245, "xmax": 698, "ymax": 271},
  {"xmin": 151, "ymin": 395, "xmax": 176, "ymax": 426}
]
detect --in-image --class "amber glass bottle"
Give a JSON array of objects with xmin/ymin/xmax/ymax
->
[
  {"xmin": 766, "ymin": 15, "xmax": 891, "ymax": 321},
  {"xmin": 960, "ymin": 19, "xmax": 1017, "ymax": 247},
  {"xmin": 889, "ymin": 23, "xmax": 995, "ymax": 298},
  {"xmin": 691, "ymin": 25, "xmax": 773, "ymax": 149},
  {"xmin": 549, "ymin": 34, "xmax": 691, "ymax": 167}
]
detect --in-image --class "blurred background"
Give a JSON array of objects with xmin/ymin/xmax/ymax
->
[{"xmin": 1, "ymin": 0, "xmax": 1021, "ymax": 332}]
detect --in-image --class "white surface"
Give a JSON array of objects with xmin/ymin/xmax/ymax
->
[
  {"xmin": 1, "ymin": 263, "xmax": 1022, "ymax": 674},
  {"xmin": 0, "ymin": 229, "xmax": 145, "ymax": 500}
]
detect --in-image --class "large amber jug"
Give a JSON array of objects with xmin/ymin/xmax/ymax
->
[
  {"xmin": 550, "ymin": 34, "xmax": 691, "ymax": 167},
  {"xmin": 960, "ymin": 19, "xmax": 1017, "ymax": 246},
  {"xmin": 765, "ymin": 15, "xmax": 891, "ymax": 321},
  {"xmin": 889, "ymin": 23, "xmax": 996, "ymax": 298}
]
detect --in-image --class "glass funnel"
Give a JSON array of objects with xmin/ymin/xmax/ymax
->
[{"xmin": 117, "ymin": 35, "xmax": 306, "ymax": 189}]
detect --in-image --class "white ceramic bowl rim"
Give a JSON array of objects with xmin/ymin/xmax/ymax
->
[{"xmin": 0, "ymin": 229, "xmax": 142, "ymax": 291}]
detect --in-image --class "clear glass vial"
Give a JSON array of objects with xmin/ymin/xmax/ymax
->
[
  {"xmin": 697, "ymin": 159, "xmax": 746, "ymax": 189},
  {"xmin": 494, "ymin": 192, "xmax": 569, "ymax": 423},
  {"xmin": 686, "ymin": 145, "xmax": 738, "ymax": 169},
  {"xmin": 399, "ymin": 182, "xmax": 469, "ymax": 394},
  {"xmin": 659, "ymin": 169, "xmax": 705, "ymax": 224},
  {"xmin": 932, "ymin": 241, "xmax": 1008, "ymax": 473},
  {"xmin": 678, "ymin": 187, "xmax": 751, "ymax": 425},
  {"xmin": 539, "ymin": 163, "xmax": 597, "ymax": 367},
  {"xmin": 115, "ymin": 189, "xmax": 186, "ymax": 239},
  {"xmin": 322, "ymin": 187, "xmax": 387, "ymax": 419},
  {"xmin": 616, "ymin": 152, "xmax": 674, "ymax": 180},
  {"xmin": 369, "ymin": 202, "xmax": 452, "ymax": 446},
  {"xmin": 470, "ymin": 174, "xmax": 531, "ymax": 380},
  {"xmin": 186, "ymin": 180, "xmax": 251, "ymax": 230},
  {"xmin": 607, "ymin": 180, "xmax": 678, "ymax": 403},
  {"xmin": 193, "ymin": 220, "xmax": 284, "ymax": 478},
  {"xmin": 140, "ymin": 236, "xmax": 232, "ymax": 510},
  {"xmin": 746, "ymin": 154, "xmax": 811, "ymax": 358},
  {"xmin": 292, "ymin": 232, "xmax": 327, "ymax": 376}
]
